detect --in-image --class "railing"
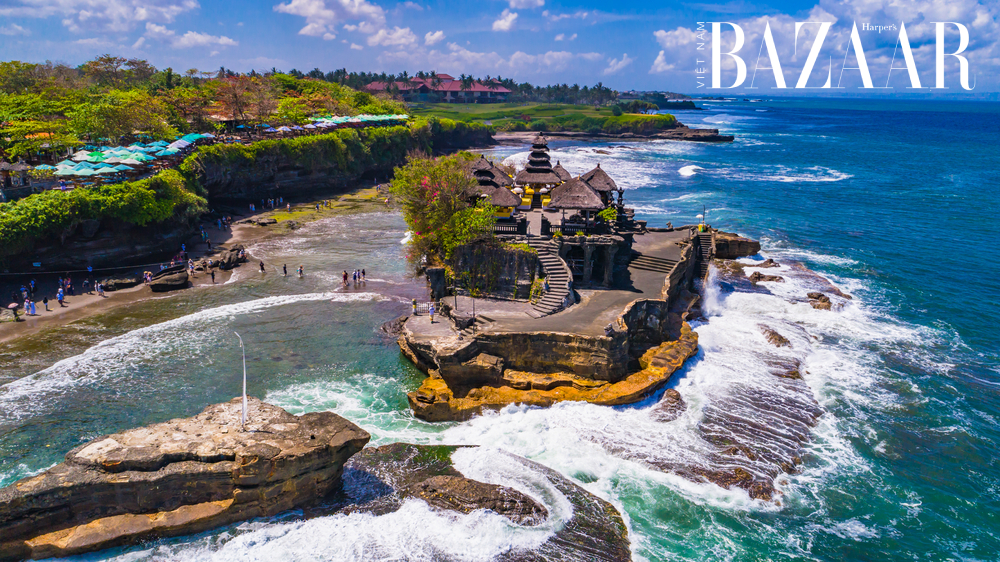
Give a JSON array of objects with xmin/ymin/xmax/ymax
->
[
  {"xmin": 411, "ymin": 301, "xmax": 439, "ymax": 314},
  {"xmin": 493, "ymin": 223, "xmax": 520, "ymax": 234}
]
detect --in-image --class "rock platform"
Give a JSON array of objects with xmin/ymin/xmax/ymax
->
[{"xmin": 0, "ymin": 398, "xmax": 370, "ymax": 561}]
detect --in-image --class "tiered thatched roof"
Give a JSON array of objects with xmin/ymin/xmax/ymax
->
[
  {"xmin": 552, "ymin": 161, "xmax": 572, "ymax": 181},
  {"xmin": 580, "ymin": 163, "xmax": 618, "ymax": 192},
  {"xmin": 547, "ymin": 177, "xmax": 605, "ymax": 211},
  {"xmin": 514, "ymin": 134, "xmax": 562, "ymax": 185}
]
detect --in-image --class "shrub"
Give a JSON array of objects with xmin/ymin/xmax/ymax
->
[{"xmin": 611, "ymin": 105, "xmax": 623, "ymax": 116}]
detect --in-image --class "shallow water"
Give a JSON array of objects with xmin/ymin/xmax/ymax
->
[{"xmin": 1, "ymin": 99, "xmax": 998, "ymax": 561}]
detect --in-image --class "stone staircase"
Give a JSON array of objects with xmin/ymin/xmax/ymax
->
[
  {"xmin": 697, "ymin": 232, "xmax": 714, "ymax": 278},
  {"xmin": 458, "ymin": 315, "xmax": 493, "ymax": 338},
  {"xmin": 628, "ymin": 251, "xmax": 678, "ymax": 274},
  {"xmin": 526, "ymin": 238, "xmax": 572, "ymax": 318}
]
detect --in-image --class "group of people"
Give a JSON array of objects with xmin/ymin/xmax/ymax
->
[
  {"xmin": 8, "ymin": 273, "xmax": 109, "ymax": 320},
  {"xmin": 343, "ymin": 269, "xmax": 366, "ymax": 287}
]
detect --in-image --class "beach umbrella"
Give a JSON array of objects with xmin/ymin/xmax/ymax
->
[
  {"xmin": 201, "ymin": 133, "xmax": 215, "ymax": 138},
  {"xmin": 72, "ymin": 169, "xmax": 97, "ymax": 176},
  {"xmin": 71, "ymin": 154, "xmax": 89, "ymax": 162},
  {"xmin": 291, "ymin": 126, "xmax": 304, "ymax": 130},
  {"xmin": 264, "ymin": 128, "xmax": 277, "ymax": 133},
  {"xmin": 94, "ymin": 167, "xmax": 116, "ymax": 174},
  {"xmin": 277, "ymin": 126, "xmax": 291, "ymax": 132},
  {"xmin": 119, "ymin": 158, "xmax": 143, "ymax": 165},
  {"xmin": 104, "ymin": 157, "xmax": 122, "ymax": 164},
  {"xmin": 113, "ymin": 165, "xmax": 134, "ymax": 171},
  {"xmin": 303, "ymin": 124, "xmax": 316, "ymax": 129},
  {"xmin": 54, "ymin": 169, "xmax": 77, "ymax": 176},
  {"xmin": 512, "ymin": 187, "xmax": 524, "ymax": 194},
  {"xmin": 33, "ymin": 164, "xmax": 57, "ymax": 170},
  {"xmin": 57, "ymin": 159, "xmax": 74, "ymax": 166}
]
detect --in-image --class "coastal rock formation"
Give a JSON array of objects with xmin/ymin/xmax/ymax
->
[
  {"xmin": 100, "ymin": 276, "xmax": 141, "ymax": 292},
  {"xmin": 403, "ymin": 475, "xmax": 548, "ymax": 526},
  {"xmin": 758, "ymin": 258, "xmax": 780, "ymax": 268},
  {"xmin": 653, "ymin": 125, "xmax": 734, "ymax": 142},
  {"xmin": 404, "ymin": 322, "xmax": 699, "ymax": 422},
  {"xmin": 650, "ymin": 389, "xmax": 687, "ymax": 422},
  {"xmin": 214, "ymin": 244, "xmax": 246, "ymax": 271},
  {"xmin": 759, "ymin": 325, "xmax": 791, "ymax": 347},
  {"xmin": 0, "ymin": 398, "xmax": 370, "ymax": 561},
  {"xmin": 338, "ymin": 444, "xmax": 632, "ymax": 562},
  {"xmin": 714, "ymin": 231, "xmax": 761, "ymax": 259},
  {"xmin": 148, "ymin": 267, "xmax": 189, "ymax": 292},
  {"xmin": 749, "ymin": 271, "xmax": 784, "ymax": 284},
  {"xmin": 807, "ymin": 292, "xmax": 833, "ymax": 310}
]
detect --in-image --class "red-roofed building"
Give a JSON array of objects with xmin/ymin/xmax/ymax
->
[{"xmin": 365, "ymin": 74, "xmax": 510, "ymax": 103}]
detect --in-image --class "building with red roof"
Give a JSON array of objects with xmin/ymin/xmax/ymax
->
[{"xmin": 364, "ymin": 74, "xmax": 510, "ymax": 103}]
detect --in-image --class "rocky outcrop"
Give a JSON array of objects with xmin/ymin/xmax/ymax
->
[
  {"xmin": 758, "ymin": 258, "xmax": 779, "ymax": 268},
  {"xmin": 406, "ymin": 322, "xmax": 699, "ymax": 422},
  {"xmin": 214, "ymin": 244, "xmax": 246, "ymax": 271},
  {"xmin": 100, "ymin": 276, "xmax": 141, "ymax": 292},
  {"xmin": 148, "ymin": 267, "xmax": 189, "ymax": 293},
  {"xmin": 759, "ymin": 325, "xmax": 791, "ymax": 347},
  {"xmin": 449, "ymin": 243, "xmax": 538, "ymax": 300},
  {"xmin": 749, "ymin": 271, "xmax": 784, "ymax": 284},
  {"xmin": 0, "ymin": 398, "xmax": 369, "ymax": 561},
  {"xmin": 807, "ymin": 292, "xmax": 833, "ymax": 310},
  {"xmin": 650, "ymin": 389, "xmax": 686, "ymax": 422},
  {"xmin": 404, "ymin": 475, "xmax": 548, "ymax": 526},
  {"xmin": 653, "ymin": 125, "xmax": 734, "ymax": 142},
  {"xmin": 339, "ymin": 443, "xmax": 632, "ymax": 562},
  {"xmin": 714, "ymin": 231, "xmax": 761, "ymax": 259}
]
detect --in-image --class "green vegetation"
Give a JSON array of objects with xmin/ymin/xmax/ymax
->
[
  {"xmin": 408, "ymin": 103, "xmax": 677, "ymax": 135},
  {"xmin": 598, "ymin": 207, "xmax": 618, "ymax": 223},
  {"xmin": 0, "ymin": 119, "xmax": 485, "ymax": 262},
  {"xmin": 0, "ymin": 55, "xmax": 405, "ymax": 160},
  {"xmin": 0, "ymin": 169, "xmax": 206, "ymax": 258},
  {"xmin": 389, "ymin": 153, "xmax": 495, "ymax": 266}
]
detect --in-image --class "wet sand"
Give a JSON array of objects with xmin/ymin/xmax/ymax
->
[{"xmin": 0, "ymin": 186, "xmax": 389, "ymax": 344}]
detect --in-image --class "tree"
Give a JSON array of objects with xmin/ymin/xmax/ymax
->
[
  {"xmin": 164, "ymin": 87, "xmax": 211, "ymax": 130},
  {"xmin": 389, "ymin": 153, "xmax": 481, "ymax": 266},
  {"xmin": 0, "ymin": 119, "xmax": 79, "ymax": 159},
  {"xmin": 68, "ymin": 90, "xmax": 176, "ymax": 142},
  {"xmin": 275, "ymin": 97, "xmax": 309, "ymax": 124},
  {"xmin": 213, "ymin": 75, "xmax": 252, "ymax": 122},
  {"xmin": 247, "ymin": 76, "xmax": 278, "ymax": 122}
]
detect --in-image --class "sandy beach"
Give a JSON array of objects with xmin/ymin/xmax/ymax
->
[{"xmin": 0, "ymin": 185, "xmax": 389, "ymax": 344}]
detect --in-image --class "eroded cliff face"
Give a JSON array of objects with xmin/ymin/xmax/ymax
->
[
  {"xmin": 449, "ymin": 244, "xmax": 539, "ymax": 301},
  {"xmin": 714, "ymin": 230, "xmax": 762, "ymax": 259},
  {"xmin": 0, "ymin": 398, "xmax": 370, "ymax": 561}
]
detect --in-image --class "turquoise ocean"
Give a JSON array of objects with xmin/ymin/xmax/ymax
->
[{"xmin": 1, "ymin": 98, "xmax": 998, "ymax": 561}]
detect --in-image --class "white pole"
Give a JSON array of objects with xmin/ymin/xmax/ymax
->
[{"xmin": 234, "ymin": 331, "xmax": 247, "ymax": 431}]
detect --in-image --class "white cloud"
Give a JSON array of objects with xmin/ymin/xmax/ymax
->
[
  {"xmin": 492, "ymin": 9, "xmax": 518, "ymax": 32},
  {"xmin": 144, "ymin": 22, "xmax": 237, "ymax": 48},
  {"xmin": 350, "ymin": 42, "xmax": 363, "ymax": 50},
  {"xmin": 273, "ymin": 0, "xmax": 386, "ymax": 39},
  {"xmin": 509, "ymin": 0, "xmax": 543, "ymax": 7},
  {"xmin": 323, "ymin": 32, "xmax": 336, "ymax": 40},
  {"xmin": 367, "ymin": 26, "xmax": 416, "ymax": 47},
  {"xmin": 603, "ymin": 53, "xmax": 633, "ymax": 75},
  {"xmin": 542, "ymin": 9, "xmax": 588, "ymax": 22},
  {"xmin": 400, "ymin": 1, "xmax": 423, "ymax": 10},
  {"xmin": 649, "ymin": 51, "xmax": 675, "ymax": 73},
  {"xmin": 0, "ymin": 0, "xmax": 200, "ymax": 33},
  {"xmin": 131, "ymin": 36, "xmax": 145, "ymax": 48},
  {"xmin": 554, "ymin": 33, "xmax": 564, "ymax": 41},
  {"xmin": 0, "ymin": 23, "xmax": 30, "ymax": 36},
  {"xmin": 424, "ymin": 30, "xmax": 445, "ymax": 45},
  {"xmin": 653, "ymin": 28, "xmax": 695, "ymax": 49}
]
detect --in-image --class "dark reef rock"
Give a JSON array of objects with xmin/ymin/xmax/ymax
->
[
  {"xmin": 759, "ymin": 325, "xmax": 791, "ymax": 347},
  {"xmin": 714, "ymin": 231, "xmax": 761, "ymax": 259},
  {"xmin": 0, "ymin": 398, "xmax": 369, "ymax": 561},
  {"xmin": 148, "ymin": 267, "xmax": 189, "ymax": 292},
  {"xmin": 758, "ymin": 258, "xmax": 780, "ymax": 268},
  {"xmin": 650, "ymin": 389, "xmax": 687, "ymax": 422},
  {"xmin": 214, "ymin": 244, "xmax": 246, "ymax": 271},
  {"xmin": 100, "ymin": 276, "xmax": 141, "ymax": 292},
  {"xmin": 338, "ymin": 443, "xmax": 632, "ymax": 562},
  {"xmin": 807, "ymin": 292, "xmax": 832, "ymax": 310},
  {"xmin": 749, "ymin": 271, "xmax": 784, "ymax": 284}
]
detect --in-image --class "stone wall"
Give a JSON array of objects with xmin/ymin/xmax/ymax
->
[{"xmin": 449, "ymin": 243, "xmax": 538, "ymax": 300}]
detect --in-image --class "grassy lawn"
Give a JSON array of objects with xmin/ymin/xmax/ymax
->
[{"xmin": 408, "ymin": 102, "xmax": 678, "ymax": 134}]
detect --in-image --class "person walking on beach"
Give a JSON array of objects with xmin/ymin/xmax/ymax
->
[
  {"xmin": 42, "ymin": 297, "xmax": 49, "ymax": 311},
  {"xmin": 260, "ymin": 261, "xmax": 266, "ymax": 273},
  {"xmin": 211, "ymin": 270, "xmax": 216, "ymax": 284},
  {"xmin": 24, "ymin": 298, "xmax": 31, "ymax": 316},
  {"xmin": 57, "ymin": 288, "xmax": 65, "ymax": 307},
  {"xmin": 283, "ymin": 264, "xmax": 287, "ymax": 276},
  {"xmin": 297, "ymin": 265, "xmax": 303, "ymax": 276},
  {"xmin": 29, "ymin": 299, "xmax": 36, "ymax": 316},
  {"xmin": 97, "ymin": 283, "xmax": 105, "ymax": 298},
  {"xmin": 342, "ymin": 271, "xmax": 348, "ymax": 287},
  {"xmin": 361, "ymin": 269, "xmax": 366, "ymax": 282}
]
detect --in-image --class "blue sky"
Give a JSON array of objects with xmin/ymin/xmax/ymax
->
[{"xmin": 1, "ymin": 0, "xmax": 997, "ymax": 93}]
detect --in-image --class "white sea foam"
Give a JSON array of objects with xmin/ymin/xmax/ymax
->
[
  {"xmin": 0, "ymin": 292, "xmax": 387, "ymax": 423},
  {"xmin": 678, "ymin": 165, "xmax": 703, "ymax": 177}
]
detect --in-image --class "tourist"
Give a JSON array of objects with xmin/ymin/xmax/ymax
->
[
  {"xmin": 211, "ymin": 270, "xmax": 216, "ymax": 284},
  {"xmin": 429, "ymin": 303, "xmax": 435, "ymax": 323},
  {"xmin": 342, "ymin": 271, "xmax": 348, "ymax": 286},
  {"xmin": 29, "ymin": 299, "xmax": 36, "ymax": 316},
  {"xmin": 259, "ymin": 261, "xmax": 266, "ymax": 273},
  {"xmin": 83, "ymin": 279, "xmax": 90, "ymax": 294},
  {"xmin": 297, "ymin": 265, "xmax": 303, "ymax": 276},
  {"xmin": 361, "ymin": 269, "xmax": 366, "ymax": 282},
  {"xmin": 57, "ymin": 288, "xmax": 65, "ymax": 307},
  {"xmin": 42, "ymin": 297, "xmax": 49, "ymax": 311},
  {"xmin": 207, "ymin": 239, "xmax": 211, "ymax": 250},
  {"xmin": 283, "ymin": 264, "xmax": 287, "ymax": 276},
  {"xmin": 24, "ymin": 298, "xmax": 31, "ymax": 315},
  {"xmin": 412, "ymin": 299, "xmax": 417, "ymax": 316},
  {"xmin": 97, "ymin": 283, "xmax": 104, "ymax": 298}
]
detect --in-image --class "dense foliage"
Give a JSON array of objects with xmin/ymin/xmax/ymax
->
[
  {"xmin": 500, "ymin": 112, "xmax": 677, "ymax": 134},
  {"xmin": 389, "ymin": 153, "xmax": 496, "ymax": 266},
  {"xmin": 0, "ymin": 56, "xmax": 405, "ymax": 160}
]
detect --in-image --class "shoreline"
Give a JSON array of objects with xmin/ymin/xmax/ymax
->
[
  {"xmin": 0, "ymin": 185, "xmax": 390, "ymax": 345},
  {"xmin": 492, "ymin": 126, "xmax": 734, "ymax": 145}
]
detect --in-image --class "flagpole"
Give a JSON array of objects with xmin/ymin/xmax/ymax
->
[{"xmin": 234, "ymin": 331, "xmax": 247, "ymax": 431}]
